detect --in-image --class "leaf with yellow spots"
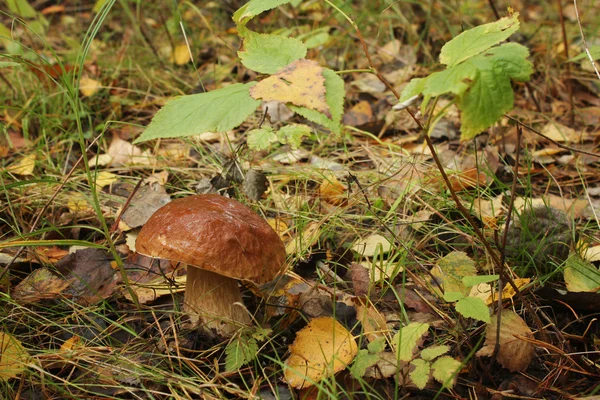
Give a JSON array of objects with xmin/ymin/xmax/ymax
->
[
  {"xmin": 284, "ymin": 316, "xmax": 357, "ymax": 389},
  {"xmin": 250, "ymin": 59, "xmax": 330, "ymax": 117}
]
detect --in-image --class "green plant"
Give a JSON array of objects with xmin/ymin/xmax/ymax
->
[{"xmin": 399, "ymin": 11, "xmax": 533, "ymax": 139}]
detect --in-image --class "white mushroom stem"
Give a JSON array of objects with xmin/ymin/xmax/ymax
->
[{"xmin": 184, "ymin": 266, "xmax": 252, "ymax": 336}]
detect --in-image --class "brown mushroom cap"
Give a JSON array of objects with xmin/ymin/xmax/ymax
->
[{"xmin": 136, "ymin": 194, "xmax": 286, "ymax": 284}]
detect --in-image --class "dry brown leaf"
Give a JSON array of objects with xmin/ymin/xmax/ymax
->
[
  {"xmin": 476, "ymin": 310, "xmax": 534, "ymax": 371},
  {"xmin": 541, "ymin": 121, "xmax": 582, "ymax": 143},
  {"xmin": 12, "ymin": 268, "xmax": 71, "ymax": 304},
  {"xmin": 284, "ymin": 316, "xmax": 358, "ymax": 389},
  {"xmin": 250, "ymin": 59, "xmax": 330, "ymax": 116},
  {"xmin": 352, "ymin": 234, "xmax": 392, "ymax": 257}
]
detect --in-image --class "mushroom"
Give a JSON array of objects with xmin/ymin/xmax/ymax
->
[{"xmin": 135, "ymin": 194, "xmax": 286, "ymax": 336}]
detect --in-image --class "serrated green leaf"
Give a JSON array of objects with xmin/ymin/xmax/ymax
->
[
  {"xmin": 225, "ymin": 337, "xmax": 259, "ymax": 372},
  {"xmin": 410, "ymin": 358, "xmax": 430, "ymax": 389},
  {"xmin": 443, "ymin": 291, "xmax": 465, "ymax": 302},
  {"xmin": 277, "ymin": 124, "xmax": 311, "ymax": 148},
  {"xmin": 367, "ymin": 336, "xmax": 387, "ymax": 354},
  {"xmin": 350, "ymin": 349, "xmax": 380, "ymax": 378},
  {"xmin": 290, "ymin": 68, "xmax": 344, "ymax": 134},
  {"xmin": 393, "ymin": 322, "xmax": 429, "ymax": 362},
  {"xmin": 399, "ymin": 77, "xmax": 427, "ymax": 103},
  {"xmin": 134, "ymin": 83, "xmax": 261, "ymax": 143},
  {"xmin": 462, "ymin": 274, "xmax": 499, "ymax": 287},
  {"xmin": 440, "ymin": 13, "xmax": 520, "ymax": 67},
  {"xmin": 455, "ymin": 296, "xmax": 490, "ymax": 323},
  {"xmin": 421, "ymin": 344, "xmax": 450, "ymax": 361},
  {"xmin": 564, "ymin": 254, "xmax": 600, "ymax": 292},
  {"xmin": 431, "ymin": 356, "xmax": 461, "ymax": 388},
  {"xmin": 233, "ymin": 0, "xmax": 294, "ymax": 27},
  {"xmin": 239, "ymin": 32, "xmax": 306, "ymax": 74},
  {"xmin": 247, "ymin": 127, "xmax": 278, "ymax": 150},
  {"xmin": 485, "ymin": 42, "xmax": 533, "ymax": 81}
]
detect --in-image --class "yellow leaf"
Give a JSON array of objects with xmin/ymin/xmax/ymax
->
[
  {"xmin": 95, "ymin": 171, "xmax": 118, "ymax": 190},
  {"xmin": 80, "ymin": 76, "xmax": 101, "ymax": 97},
  {"xmin": 170, "ymin": 44, "xmax": 191, "ymax": 65},
  {"xmin": 123, "ymin": 275, "xmax": 186, "ymax": 304},
  {"xmin": 67, "ymin": 192, "xmax": 92, "ymax": 212},
  {"xmin": 284, "ymin": 316, "xmax": 357, "ymax": 389},
  {"xmin": 319, "ymin": 174, "xmax": 346, "ymax": 206},
  {"xmin": 7, "ymin": 153, "xmax": 36, "ymax": 176},
  {"xmin": 0, "ymin": 332, "xmax": 30, "ymax": 381},
  {"xmin": 250, "ymin": 59, "xmax": 330, "ymax": 116}
]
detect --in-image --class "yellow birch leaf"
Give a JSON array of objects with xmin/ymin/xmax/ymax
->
[
  {"xmin": 170, "ymin": 44, "xmax": 191, "ymax": 65},
  {"xmin": 7, "ymin": 153, "xmax": 36, "ymax": 176},
  {"xmin": 80, "ymin": 76, "xmax": 101, "ymax": 97},
  {"xmin": 250, "ymin": 59, "xmax": 330, "ymax": 116},
  {"xmin": 284, "ymin": 316, "xmax": 357, "ymax": 389},
  {"xmin": 0, "ymin": 332, "xmax": 30, "ymax": 381}
]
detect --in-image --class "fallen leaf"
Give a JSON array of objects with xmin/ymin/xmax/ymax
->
[
  {"xmin": 250, "ymin": 59, "xmax": 330, "ymax": 116},
  {"xmin": 541, "ymin": 121, "xmax": 582, "ymax": 142},
  {"xmin": 170, "ymin": 44, "xmax": 191, "ymax": 65},
  {"xmin": 119, "ymin": 184, "xmax": 171, "ymax": 230},
  {"xmin": 0, "ymin": 332, "xmax": 29, "ymax": 381},
  {"xmin": 284, "ymin": 316, "xmax": 358, "ymax": 389},
  {"xmin": 80, "ymin": 76, "xmax": 101, "ymax": 97},
  {"xmin": 6, "ymin": 153, "xmax": 36, "ymax": 175},
  {"xmin": 12, "ymin": 268, "xmax": 71, "ymax": 304},
  {"xmin": 319, "ymin": 174, "xmax": 346, "ymax": 206},
  {"xmin": 352, "ymin": 234, "xmax": 392, "ymax": 257},
  {"xmin": 476, "ymin": 310, "xmax": 534, "ymax": 372},
  {"xmin": 563, "ymin": 255, "xmax": 600, "ymax": 292},
  {"xmin": 124, "ymin": 274, "xmax": 186, "ymax": 304}
]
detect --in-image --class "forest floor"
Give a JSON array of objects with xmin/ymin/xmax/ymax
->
[{"xmin": 1, "ymin": 0, "xmax": 600, "ymax": 399}]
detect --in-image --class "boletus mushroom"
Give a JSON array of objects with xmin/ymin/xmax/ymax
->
[{"xmin": 136, "ymin": 194, "xmax": 286, "ymax": 336}]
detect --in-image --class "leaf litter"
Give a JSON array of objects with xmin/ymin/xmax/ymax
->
[{"xmin": 1, "ymin": 0, "xmax": 600, "ymax": 398}]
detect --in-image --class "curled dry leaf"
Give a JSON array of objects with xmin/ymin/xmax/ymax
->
[
  {"xmin": 284, "ymin": 316, "xmax": 358, "ymax": 389},
  {"xmin": 318, "ymin": 174, "xmax": 346, "ymax": 206},
  {"xmin": 476, "ymin": 310, "xmax": 534, "ymax": 372}
]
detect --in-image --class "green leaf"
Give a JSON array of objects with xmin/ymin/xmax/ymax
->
[
  {"xmin": 225, "ymin": 336, "xmax": 259, "ymax": 372},
  {"xmin": 247, "ymin": 127, "xmax": 278, "ymax": 150},
  {"xmin": 233, "ymin": 0, "xmax": 294, "ymax": 27},
  {"xmin": 350, "ymin": 349, "xmax": 380, "ymax": 378},
  {"xmin": 6, "ymin": 0, "xmax": 37, "ymax": 18},
  {"xmin": 421, "ymin": 344, "xmax": 450, "ymax": 361},
  {"xmin": 290, "ymin": 68, "xmax": 344, "ymax": 134},
  {"xmin": 443, "ymin": 291, "xmax": 465, "ymax": 302},
  {"xmin": 409, "ymin": 358, "xmax": 430, "ymax": 389},
  {"xmin": 393, "ymin": 322, "xmax": 429, "ymax": 362},
  {"xmin": 440, "ymin": 13, "xmax": 520, "ymax": 67},
  {"xmin": 239, "ymin": 32, "xmax": 306, "ymax": 74},
  {"xmin": 367, "ymin": 336, "xmax": 387, "ymax": 354},
  {"xmin": 455, "ymin": 296, "xmax": 490, "ymax": 323},
  {"xmin": 462, "ymin": 274, "xmax": 499, "ymax": 287},
  {"xmin": 277, "ymin": 124, "xmax": 311, "ymax": 148},
  {"xmin": 431, "ymin": 356, "xmax": 461, "ymax": 388},
  {"xmin": 134, "ymin": 83, "xmax": 261, "ymax": 143},
  {"xmin": 563, "ymin": 254, "xmax": 600, "ymax": 292}
]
